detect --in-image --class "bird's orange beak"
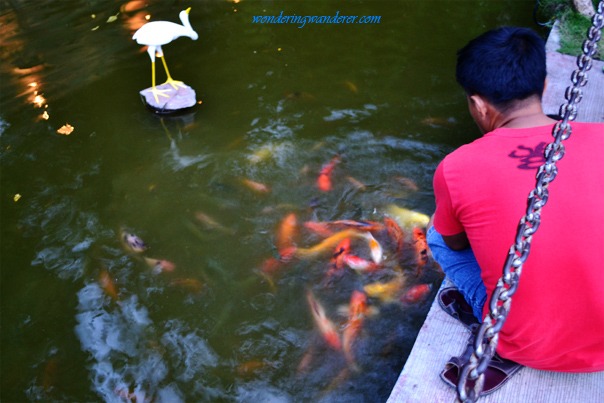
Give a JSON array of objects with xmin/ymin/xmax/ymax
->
[{"xmin": 186, "ymin": 7, "xmax": 191, "ymax": 14}]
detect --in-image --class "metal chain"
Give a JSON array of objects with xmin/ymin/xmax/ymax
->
[{"xmin": 456, "ymin": 3, "xmax": 604, "ymax": 402}]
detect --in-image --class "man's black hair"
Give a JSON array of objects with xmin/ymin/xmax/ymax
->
[{"xmin": 456, "ymin": 26, "xmax": 547, "ymax": 111}]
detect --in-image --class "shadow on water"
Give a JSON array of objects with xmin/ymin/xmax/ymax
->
[{"xmin": 1, "ymin": 0, "xmax": 541, "ymax": 401}]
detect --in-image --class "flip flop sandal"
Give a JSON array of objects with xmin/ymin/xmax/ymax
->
[
  {"xmin": 437, "ymin": 287, "xmax": 480, "ymax": 330},
  {"xmin": 439, "ymin": 332, "xmax": 523, "ymax": 396}
]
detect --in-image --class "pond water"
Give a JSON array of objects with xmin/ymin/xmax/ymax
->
[{"xmin": 1, "ymin": 1, "xmax": 542, "ymax": 401}]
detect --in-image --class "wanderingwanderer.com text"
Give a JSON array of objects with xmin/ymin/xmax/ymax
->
[{"xmin": 251, "ymin": 11, "xmax": 382, "ymax": 29}]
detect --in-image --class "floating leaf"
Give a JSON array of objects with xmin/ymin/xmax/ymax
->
[
  {"xmin": 13, "ymin": 194, "xmax": 21, "ymax": 202},
  {"xmin": 57, "ymin": 124, "xmax": 74, "ymax": 135},
  {"xmin": 91, "ymin": 26, "xmax": 99, "ymax": 31},
  {"xmin": 106, "ymin": 13, "xmax": 119, "ymax": 23}
]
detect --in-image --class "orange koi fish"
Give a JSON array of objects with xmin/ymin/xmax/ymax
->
[
  {"xmin": 342, "ymin": 290, "xmax": 368, "ymax": 367},
  {"xmin": 401, "ymin": 283, "xmax": 432, "ymax": 303},
  {"xmin": 362, "ymin": 232, "xmax": 383, "ymax": 264},
  {"xmin": 241, "ymin": 178, "xmax": 271, "ymax": 194},
  {"xmin": 342, "ymin": 254, "xmax": 380, "ymax": 272},
  {"xmin": 317, "ymin": 155, "xmax": 341, "ymax": 192},
  {"xmin": 412, "ymin": 227, "xmax": 429, "ymax": 273},
  {"xmin": 306, "ymin": 290, "xmax": 342, "ymax": 350},
  {"xmin": 236, "ymin": 360, "xmax": 275, "ymax": 377},
  {"xmin": 276, "ymin": 213, "xmax": 298, "ymax": 250},
  {"xmin": 144, "ymin": 257, "xmax": 176, "ymax": 274},
  {"xmin": 170, "ymin": 278, "xmax": 204, "ymax": 293},
  {"xmin": 303, "ymin": 221, "xmax": 334, "ymax": 238},
  {"xmin": 291, "ymin": 229, "xmax": 363, "ymax": 260},
  {"xmin": 260, "ymin": 256, "xmax": 283, "ymax": 275},
  {"xmin": 330, "ymin": 220, "xmax": 385, "ymax": 232},
  {"xmin": 327, "ymin": 238, "xmax": 352, "ymax": 276},
  {"xmin": 99, "ymin": 269, "xmax": 118, "ymax": 301},
  {"xmin": 296, "ymin": 344, "xmax": 318, "ymax": 375},
  {"xmin": 384, "ymin": 216, "xmax": 405, "ymax": 255}
]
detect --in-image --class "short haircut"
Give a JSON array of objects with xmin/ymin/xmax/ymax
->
[{"xmin": 456, "ymin": 26, "xmax": 547, "ymax": 110}]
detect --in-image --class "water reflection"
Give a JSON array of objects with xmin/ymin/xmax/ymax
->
[{"xmin": 75, "ymin": 283, "xmax": 220, "ymax": 402}]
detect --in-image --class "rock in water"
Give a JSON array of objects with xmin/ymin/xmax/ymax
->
[{"xmin": 139, "ymin": 82, "xmax": 197, "ymax": 114}]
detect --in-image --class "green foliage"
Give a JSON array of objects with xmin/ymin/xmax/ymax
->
[
  {"xmin": 558, "ymin": 9, "xmax": 600, "ymax": 58},
  {"xmin": 536, "ymin": 0, "xmax": 601, "ymax": 60}
]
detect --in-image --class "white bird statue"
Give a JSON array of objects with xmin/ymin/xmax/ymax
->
[{"xmin": 133, "ymin": 7, "xmax": 198, "ymax": 102}]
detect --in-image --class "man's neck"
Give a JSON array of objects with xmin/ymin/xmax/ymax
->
[{"xmin": 493, "ymin": 98, "xmax": 556, "ymax": 130}]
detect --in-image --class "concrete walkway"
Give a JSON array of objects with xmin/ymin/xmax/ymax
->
[
  {"xmin": 387, "ymin": 24, "xmax": 604, "ymax": 403},
  {"xmin": 542, "ymin": 21, "xmax": 604, "ymax": 122}
]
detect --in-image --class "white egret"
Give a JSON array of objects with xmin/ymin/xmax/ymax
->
[{"xmin": 133, "ymin": 8, "xmax": 198, "ymax": 102}]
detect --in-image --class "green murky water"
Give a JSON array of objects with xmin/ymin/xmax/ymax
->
[{"xmin": 1, "ymin": 1, "xmax": 541, "ymax": 401}]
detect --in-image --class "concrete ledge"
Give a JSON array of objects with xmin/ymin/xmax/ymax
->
[{"xmin": 387, "ymin": 280, "xmax": 604, "ymax": 403}]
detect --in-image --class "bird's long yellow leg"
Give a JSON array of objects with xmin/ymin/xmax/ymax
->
[
  {"xmin": 150, "ymin": 61, "xmax": 170, "ymax": 103},
  {"xmin": 160, "ymin": 56, "xmax": 185, "ymax": 89}
]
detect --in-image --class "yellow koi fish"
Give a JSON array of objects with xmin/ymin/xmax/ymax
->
[
  {"xmin": 385, "ymin": 205, "xmax": 430, "ymax": 229},
  {"xmin": 363, "ymin": 274, "xmax": 406, "ymax": 303}
]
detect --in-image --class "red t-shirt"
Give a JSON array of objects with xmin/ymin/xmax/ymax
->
[{"xmin": 433, "ymin": 122, "xmax": 604, "ymax": 372}]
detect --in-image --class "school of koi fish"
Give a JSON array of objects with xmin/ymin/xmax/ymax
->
[{"xmin": 105, "ymin": 153, "xmax": 443, "ymax": 400}]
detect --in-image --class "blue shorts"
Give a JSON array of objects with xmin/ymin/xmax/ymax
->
[{"xmin": 427, "ymin": 226, "xmax": 486, "ymax": 321}]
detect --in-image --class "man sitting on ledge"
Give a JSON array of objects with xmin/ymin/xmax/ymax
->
[{"xmin": 428, "ymin": 26, "xmax": 604, "ymax": 373}]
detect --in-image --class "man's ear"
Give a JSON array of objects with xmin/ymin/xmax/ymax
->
[{"xmin": 469, "ymin": 94, "xmax": 489, "ymax": 119}]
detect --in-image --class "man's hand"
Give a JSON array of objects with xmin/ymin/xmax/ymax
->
[{"xmin": 442, "ymin": 232, "xmax": 470, "ymax": 251}]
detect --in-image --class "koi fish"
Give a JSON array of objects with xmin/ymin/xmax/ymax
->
[
  {"xmin": 330, "ymin": 219, "xmax": 384, "ymax": 232},
  {"xmin": 290, "ymin": 229, "xmax": 363, "ymax": 260},
  {"xmin": 241, "ymin": 178, "xmax": 271, "ymax": 194},
  {"xmin": 317, "ymin": 155, "xmax": 341, "ymax": 192},
  {"xmin": 384, "ymin": 216, "xmax": 405, "ymax": 255},
  {"xmin": 297, "ymin": 344, "xmax": 318, "ymax": 375},
  {"xmin": 42, "ymin": 356, "xmax": 59, "ymax": 391},
  {"xmin": 303, "ymin": 221, "xmax": 334, "ymax": 238},
  {"xmin": 276, "ymin": 213, "xmax": 297, "ymax": 250},
  {"xmin": 385, "ymin": 205, "xmax": 430, "ymax": 229},
  {"xmin": 259, "ymin": 243, "xmax": 300, "ymax": 284},
  {"xmin": 394, "ymin": 176, "xmax": 420, "ymax": 191},
  {"xmin": 401, "ymin": 283, "xmax": 432, "ymax": 303},
  {"xmin": 236, "ymin": 360, "xmax": 275, "ymax": 377},
  {"xmin": 342, "ymin": 290, "xmax": 368, "ymax": 367},
  {"xmin": 170, "ymin": 278, "xmax": 204, "ymax": 293},
  {"xmin": 343, "ymin": 80, "xmax": 358, "ymax": 94},
  {"xmin": 194, "ymin": 211, "xmax": 235, "ymax": 235},
  {"xmin": 284, "ymin": 91, "xmax": 316, "ymax": 102},
  {"xmin": 260, "ymin": 256, "xmax": 283, "ymax": 276},
  {"xmin": 421, "ymin": 116, "xmax": 457, "ymax": 128},
  {"xmin": 346, "ymin": 176, "xmax": 366, "ymax": 190},
  {"xmin": 363, "ymin": 274, "xmax": 406, "ymax": 303},
  {"xmin": 306, "ymin": 290, "xmax": 341, "ymax": 350},
  {"xmin": 99, "ymin": 269, "xmax": 118, "ymax": 301},
  {"xmin": 412, "ymin": 227, "xmax": 429, "ymax": 273},
  {"xmin": 144, "ymin": 257, "xmax": 176, "ymax": 274},
  {"xmin": 327, "ymin": 238, "xmax": 352, "ymax": 276},
  {"xmin": 362, "ymin": 232, "xmax": 383, "ymax": 264},
  {"xmin": 342, "ymin": 254, "xmax": 380, "ymax": 272},
  {"xmin": 120, "ymin": 230, "xmax": 147, "ymax": 253}
]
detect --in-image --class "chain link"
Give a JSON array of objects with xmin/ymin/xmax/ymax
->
[{"xmin": 456, "ymin": 3, "xmax": 604, "ymax": 401}]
